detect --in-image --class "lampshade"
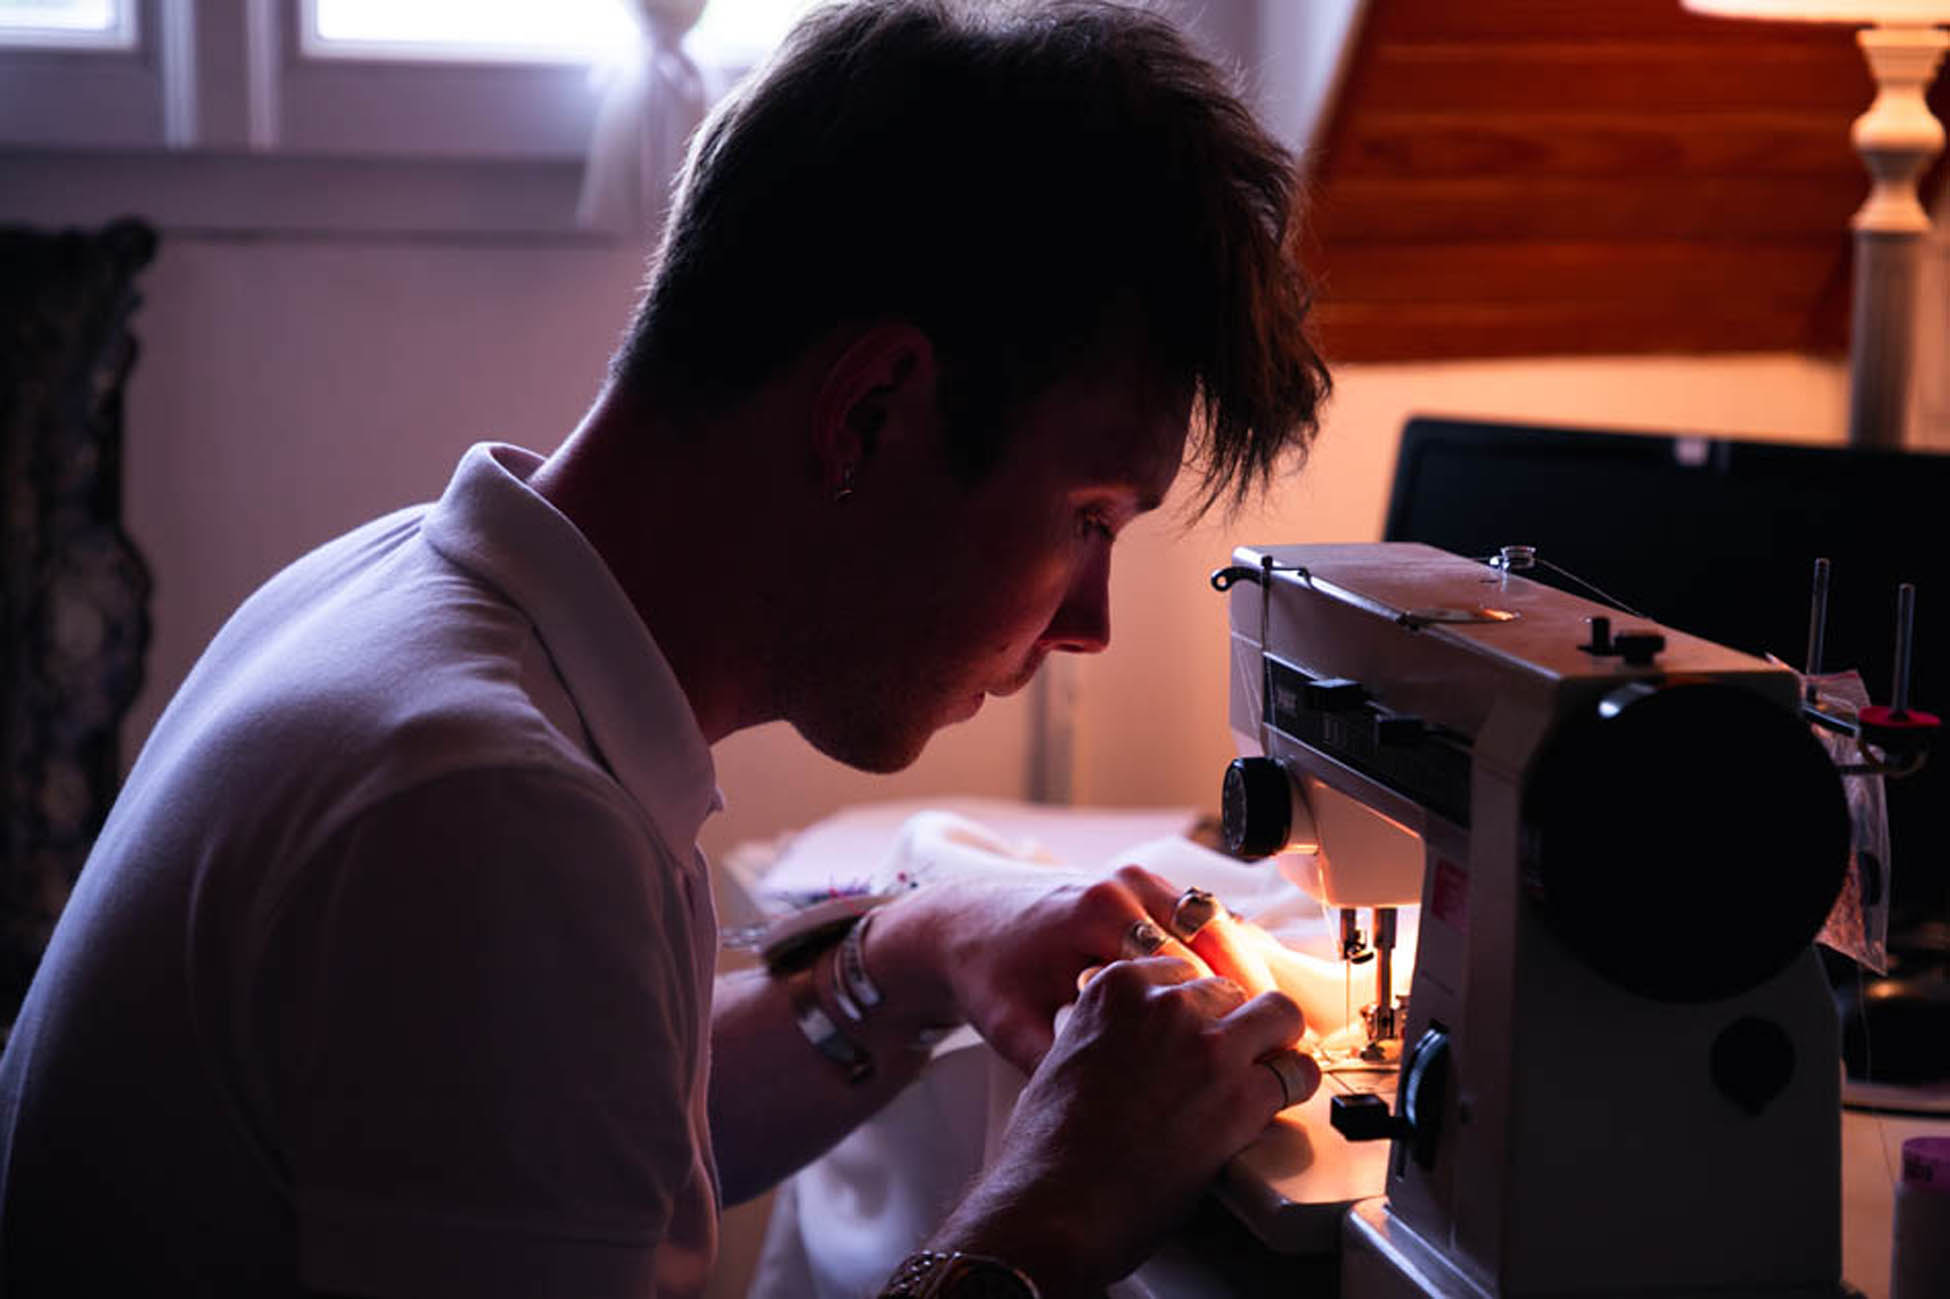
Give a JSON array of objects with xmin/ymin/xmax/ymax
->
[{"xmin": 1684, "ymin": 1, "xmax": 1950, "ymax": 20}]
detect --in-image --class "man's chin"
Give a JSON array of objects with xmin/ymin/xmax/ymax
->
[
  {"xmin": 795, "ymin": 694, "xmax": 986, "ymax": 775},
  {"xmin": 794, "ymin": 719, "xmax": 934, "ymax": 776}
]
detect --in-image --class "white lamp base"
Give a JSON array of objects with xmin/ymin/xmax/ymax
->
[{"xmin": 1848, "ymin": 24, "xmax": 1948, "ymax": 448}]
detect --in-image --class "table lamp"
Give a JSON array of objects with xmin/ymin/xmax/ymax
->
[{"xmin": 1685, "ymin": 1, "xmax": 1950, "ymax": 449}]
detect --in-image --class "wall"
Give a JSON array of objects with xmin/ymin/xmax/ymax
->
[
  {"xmin": 115, "ymin": 237, "xmax": 1851, "ymax": 860},
  {"xmin": 123, "ymin": 233, "xmax": 645, "ymax": 735}
]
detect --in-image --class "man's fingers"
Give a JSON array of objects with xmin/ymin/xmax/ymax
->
[
  {"xmin": 1142, "ymin": 931, "xmax": 1210, "ymax": 977},
  {"xmin": 1187, "ymin": 910, "xmax": 1278, "ymax": 999},
  {"xmin": 1219, "ymin": 987, "xmax": 1308, "ymax": 1054},
  {"xmin": 1111, "ymin": 953, "xmax": 1206, "ymax": 987},
  {"xmin": 1107, "ymin": 867, "xmax": 1279, "ymax": 998},
  {"xmin": 1109, "ymin": 863, "xmax": 1185, "ymax": 923},
  {"xmin": 1173, "ymin": 975, "xmax": 1249, "ymax": 1020},
  {"xmin": 1255, "ymin": 1047, "xmax": 1322, "ymax": 1112},
  {"xmin": 1103, "ymin": 902, "xmax": 1212, "ymax": 977}
]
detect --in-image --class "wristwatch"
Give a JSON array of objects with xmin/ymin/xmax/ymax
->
[{"xmin": 880, "ymin": 1249, "xmax": 1041, "ymax": 1298}]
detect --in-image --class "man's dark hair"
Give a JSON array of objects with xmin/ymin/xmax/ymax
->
[{"xmin": 609, "ymin": 0, "xmax": 1329, "ymax": 512}]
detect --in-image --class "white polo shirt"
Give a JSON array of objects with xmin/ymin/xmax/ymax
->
[{"xmin": 0, "ymin": 444, "xmax": 723, "ymax": 1298}]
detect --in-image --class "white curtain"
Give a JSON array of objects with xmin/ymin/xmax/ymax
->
[{"xmin": 578, "ymin": 0, "xmax": 712, "ymax": 237}]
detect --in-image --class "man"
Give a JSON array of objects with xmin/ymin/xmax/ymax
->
[{"xmin": 0, "ymin": 2, "xmax": 1331, "ymax": 1295}]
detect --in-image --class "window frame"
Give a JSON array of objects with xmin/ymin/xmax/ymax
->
[
  {"xmin": 0, "ymin": 0, "xmax": 636, "ymax": 236},
  {"xmin": 0, "ymin": 0, "xmax": 624, "ymax": 160},
  {"xmin": 274, "ymin": 0, "xmax": 614, "ymax": 160},
  {"xmin": 0, "ymin": 0, "xmax": 1357, "ymax": 239},
  {"xmin": 0, "ymin": 0, "xmax": 169, "ymax": 150}
]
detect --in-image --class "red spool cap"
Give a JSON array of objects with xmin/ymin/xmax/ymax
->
[
  {"xmin": 1858, "ymin": 703, "xmax": 1941, "ymax": 755},
  {"xmin": 1859, "ymin": 705, "xmax": 1941, "ymax": 731}
]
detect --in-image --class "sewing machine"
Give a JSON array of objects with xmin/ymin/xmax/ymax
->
[{"xmin": 1210, "ymin": 542, "xmax": 1856, "ymax": 1298}]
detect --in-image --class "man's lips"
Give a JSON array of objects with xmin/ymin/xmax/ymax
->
[{"xmin": 990, "ymin": 655, "xmax": 1048, "ymax": 699}]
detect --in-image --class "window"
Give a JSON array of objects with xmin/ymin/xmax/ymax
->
[
  {"xmin": 0, "ymin": 1, "xmax": 816, "ymax": 157},
  {"xmin": 0, "ymin": 0, "xmax": 822, "ymax": 234},
  {"xmin": 0, "ymin": 0, "xmax": 161, "ymax": 150},
  {"xmin": 0, "ymin": 0, "xmax": 135, "ymax": 48},
  {"xmin": 687, "ymin": 0, "xmax": 814, "ymax": 68},
  {"xmin": 304, "ymin": 0, "xmax": 637, "ymax": 64},
  {"xmin": 298, "ymin": 0, "xmax": 813, "ymax": 70}
]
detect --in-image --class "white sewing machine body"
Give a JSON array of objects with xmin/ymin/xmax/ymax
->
[{"xmin": 1220, "ymin": 543, "xmax": 1851, "ymax": 1298}]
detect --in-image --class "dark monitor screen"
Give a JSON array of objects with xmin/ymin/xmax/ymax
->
[{"xmin": 1384, "ymin": 416, "xmax": 1948, "ymax": 931}]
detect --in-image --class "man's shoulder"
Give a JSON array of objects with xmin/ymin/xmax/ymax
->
[{"xmin": 143, "ymin": 506, "xmax": 618, "ymax": 843}]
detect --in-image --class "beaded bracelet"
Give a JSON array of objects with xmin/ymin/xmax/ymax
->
[
  {"xmin": 829, "ymin": 911, "xmax": 962, "ymax": 1049},
  {"xmin": 880, "ymin": 1249, "xmax": 1040, "ymax": 1297},
  {"xmin": 834, "ymin": 907, "xmax": 885, "ymax": 1021}
]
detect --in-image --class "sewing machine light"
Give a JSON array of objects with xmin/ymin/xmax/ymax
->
[
  {"xmin": 1276, "ymin": 778, "xmax": 1424, "ymax": 911},
  {"xmin": 1222, "ymin": 757, "xmax": 1425, "ymax": 909}
]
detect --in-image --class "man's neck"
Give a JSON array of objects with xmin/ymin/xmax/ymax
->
[{"xmin": 531, "ymin": 389, "xmax": 803, "ymax": 746}]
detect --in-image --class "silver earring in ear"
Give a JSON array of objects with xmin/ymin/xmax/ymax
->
[{"xmin": 834, "ymin": 463, "xmax": 857, "ymax": 503}]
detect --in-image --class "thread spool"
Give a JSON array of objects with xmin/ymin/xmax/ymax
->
[{"xmin": 1892, "ymin": 1136, "xmax": 1950, "ymax": 1299}]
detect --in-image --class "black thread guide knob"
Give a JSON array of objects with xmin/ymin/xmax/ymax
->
[{"xmin": 1579, "ymin": 617, "xmax": 1665, "ymax": 667}]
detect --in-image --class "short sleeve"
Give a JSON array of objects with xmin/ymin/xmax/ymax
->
[{"xmin": 257, "ymin": 765, "xmax": 713, "ymax": 1299}]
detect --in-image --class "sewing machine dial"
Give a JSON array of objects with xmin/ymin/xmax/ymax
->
[{"xmin": 1221, "ymin": 755, "xmax": 1301, "ymax": 859}]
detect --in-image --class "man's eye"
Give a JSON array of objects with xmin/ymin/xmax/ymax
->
[{"xmin": 1078, "ymin": 510, "xmax": 1115, "ymax": 541}]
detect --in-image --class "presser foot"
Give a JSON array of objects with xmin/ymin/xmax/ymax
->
[
  {"xmin": 1357, "ymin": 998, "xmax": 1408, "ymax": 1064},
  {"xmin": 1315, "ymin": 1021, "xmax": 1404, "ymax": 1074},
  {"xmin": 1357, "ymin": 1037, "xmax": 1402, "ymax": 1066}
]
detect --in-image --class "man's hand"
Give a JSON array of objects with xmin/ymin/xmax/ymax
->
[
  {"xmin": 868, "ymin": 865, "xmax": 1237, "ymax": 1071},
  {"xmin": 859, "ymin": 865, "xmax": 1319, "ymax": 1294},
  {"xmin": 923, "ymin": 953, "xmax": 1309, "ymax": 1296}
]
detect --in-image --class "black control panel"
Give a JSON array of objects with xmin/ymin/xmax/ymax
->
[{"xmin": 1263, "ymin": 657, "xmax": 1472, "ymax": 828}]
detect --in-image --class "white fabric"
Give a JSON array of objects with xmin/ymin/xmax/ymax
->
[{"xmin": 0, "ymin": 443, "xmax": 723, "ymax": 1298}]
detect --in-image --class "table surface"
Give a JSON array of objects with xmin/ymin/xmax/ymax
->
[
  {"xmin": 1125, "ymin": 1104, "xmax": 1950, "ymax": 1298},
  {"xmin": 1842, "ymin": 1108, "xmax": 1950, "ymax": 1299}
]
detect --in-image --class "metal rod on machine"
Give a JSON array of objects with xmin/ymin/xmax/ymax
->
[
  {"xmin": 1893, "ymin": 582, "xmax": 1916, "ymax": 718},
  {"xmin": 1805, "ymin": 557, "xmax": 1832, "ymax": 703}
]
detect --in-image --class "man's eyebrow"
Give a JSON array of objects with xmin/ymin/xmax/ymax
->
[{"xmin": 1083, "ymin": 481, "xmax": 1165, "ymax": 514}]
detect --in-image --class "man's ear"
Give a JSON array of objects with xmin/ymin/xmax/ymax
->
[{"xmin": 810, "ymin": 323, "xmax": 938, "ymax": 497}]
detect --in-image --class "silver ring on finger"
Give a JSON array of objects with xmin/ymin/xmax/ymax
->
[
  {"xmin": 1121, "ymin": 918, "xmax": 1168, "ymax": 959},
  {"xmin": 1170, "ymin": 886, "xmax": 1219, "ymax": 942},
  {"xmin": 1259, "ymin": 1048, "xmax": 1314, "ymax": 1110}
]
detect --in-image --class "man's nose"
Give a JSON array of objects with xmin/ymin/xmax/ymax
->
[{"xmin": 1038, "ymin": 552, "xmax": 1112, "ymax": 654}]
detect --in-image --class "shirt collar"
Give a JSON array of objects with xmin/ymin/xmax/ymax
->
[{"xmin": 422, "ymin": 442, "xmax": 723, "ymax": 853}]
